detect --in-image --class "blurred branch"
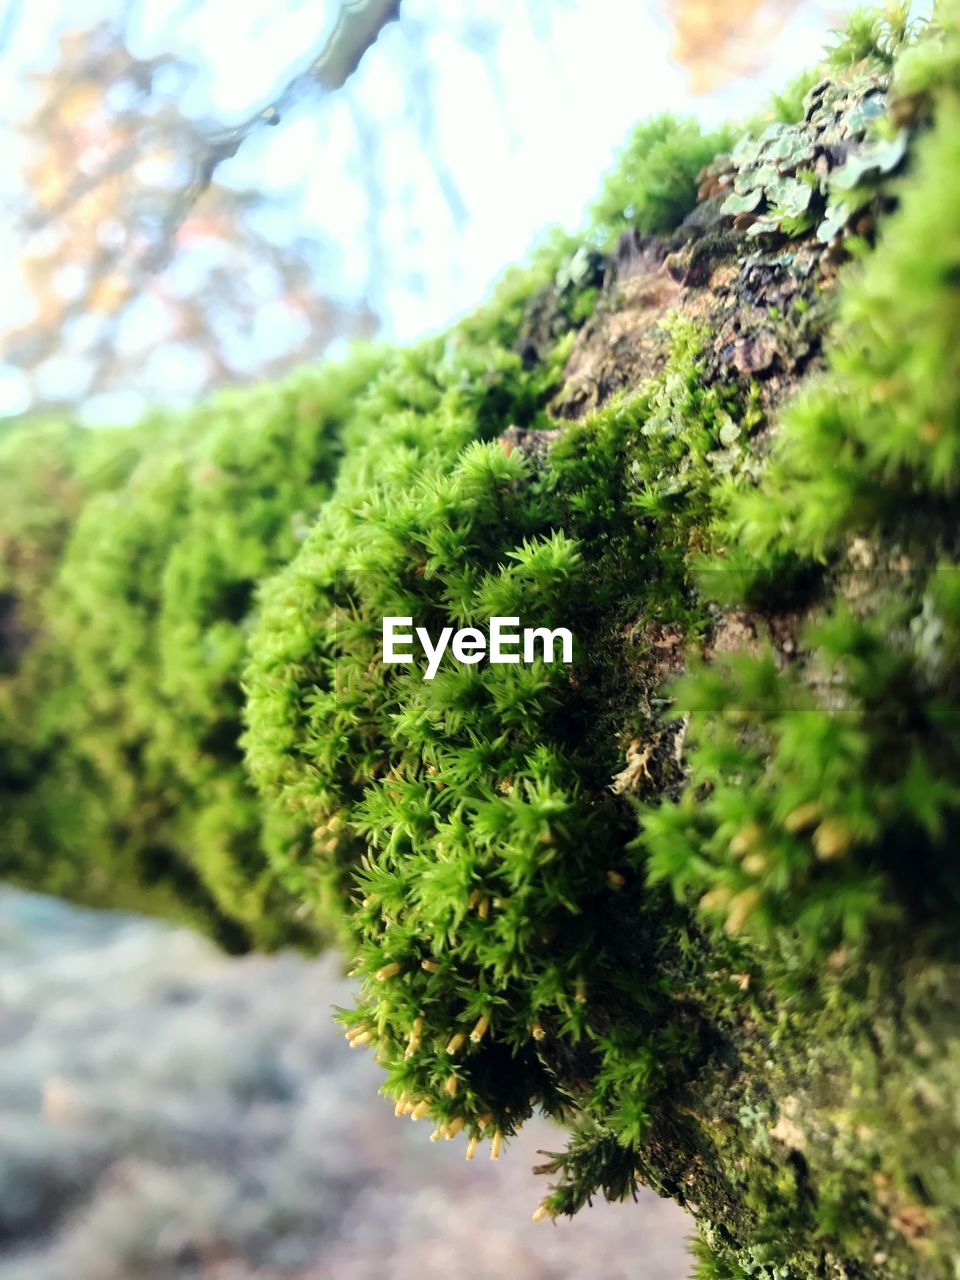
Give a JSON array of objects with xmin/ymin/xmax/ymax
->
[
  {"xmin": 25, "ymin": 0, "xmax": 402, "ymax": 243},
  {"xmin": 202, "ymin": 0, "xmax": 401, "ymax": 162},
  {"xmin": 5, "ymin": 17, "xmax": 379, "ymax": 410}
]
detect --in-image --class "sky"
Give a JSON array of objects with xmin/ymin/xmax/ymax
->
[{"xmin": 0, "ymin": 0, "xmax": 874, "ymax": 420}]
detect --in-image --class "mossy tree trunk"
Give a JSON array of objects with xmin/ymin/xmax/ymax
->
[{"xmin": 2, "ymin": 10, "xmax": 960, "ymax": 1280}]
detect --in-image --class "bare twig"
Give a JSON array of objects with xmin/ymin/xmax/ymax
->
[
  {"xmin": 201, "ymin": 0, "xmax": 401, "ymax": 168},
  {"xmin": 23, "ymin": 1, "xmax": 401, "ymax": 245}
]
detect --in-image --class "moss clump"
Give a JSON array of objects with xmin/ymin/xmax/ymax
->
[
  {"xmin": 826, "ymin": 3, "xmax": 919, "ymax": 72},
  {"xmin": 588, "ymin": 115, "xmax": 735, "ymax": 250},
  {"xmin": 0, "ymin": 217, "xmax": 604, "ymax": 945},
  {"xmin": 675, "ymin": 32, "xmax": 960, "ymax": 951},
  {"xmin": 637, "ymin": 11, "xmax": 960, "ymax": 1275},
  {"xmin": 243, "ymin": 313, "xmax": 757, "ymax": 1166},
  {"xmin": 2, "ymin": 355, "xmax": 384, "ymax": 945},
  {"xmin": 0, "ymin": 419, "xmax": 145, "ymax": 810},
  {"xmin": 244, "ymin": 8, "xmax": 960, "ymax": 1277},
  {"xmin": 2, "ymin": 6, "xmax": 959, "ymax": 1278}
]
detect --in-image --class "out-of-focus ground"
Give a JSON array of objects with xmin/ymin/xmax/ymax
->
[{"xmin": 0, "ymin": 887, "xmax": 691, "ymax": 1279}]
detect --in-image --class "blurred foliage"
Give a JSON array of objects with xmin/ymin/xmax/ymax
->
[
  {"xmin": 1, "ymin": 352, "xmax": 390, "ymax": 946},
  {"xmin": 667, "ymin": 0, "xmax": 804, "ymax": 93},
  {"xmin": 6, "ymin": 24, "xmax": 376, "ymax": 415}
]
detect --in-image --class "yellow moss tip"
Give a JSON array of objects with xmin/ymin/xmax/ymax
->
[
  {"xmin": 699, "ymin": 884, "xmax": 733, "ymax": 914},
  {"xmin": 465, "ymin": 1136, "xmax": 479, "ymax": 1161},
  {"xmin": 724, "ymin": 887, "xmax": 761, "ymax": 936},
  {"xmin": 446, "ymin": 1032, "xmax": 466, "ymax": 1055},
  {"xmin": 742, "ymin": 851, "xmax": 768, "ymax": 877},
  {"xmin": 783, "ymin": 801, "xmax": 821, "ymax": 833},
  {"xmin": 490, "ymin": 1130, "xmax": 503, "ymax": 1160},
  {"xmin": 348, "ymin": 1030, "xmax": 372, "ymax": 1048},
  {"xmin": 444, "ymin": 1074, "xmax": 459, "ymax": 1096},
  {"xmin": 532, "ymin": 1203, "xmax": 553, "ymax": 1223},
  {"xmin": 606, "ymin": 869, "xmax": 626, "ymax": 889},
  {"xmin": 813, "ymin": 817, "xmax": 854, "ymax": 861},
  {"xmin": 532, "ymin": 1022, "xmax": 546, "ymax": 1041},
  {"xmin": 404, "ymin": 1019, "xmax": 423, "ymax": 1059},
  {"xmin": 410, "ymin": 1100, "xmax": 431, "ymax": 1121},
  {"xmin": 729, "ymin": 822, "xmax": 764, "ymax": 857},
  {"xmin": 421, "ymin": 959, "xmax": 441, "ymax": 973},
  {"xmin": 445, "ymin": 1115, "xmax": 465, "ymax": 1139},
  {"xmin": 470, "ymin": 1014, "xmax": 490, "ymax": 1042},
  {"xmin": 375, "ymin": 962, "xmax": 402, "ymax": 982}
]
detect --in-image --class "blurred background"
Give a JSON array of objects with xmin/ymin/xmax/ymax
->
[
  {"xmin": 0, "ymin": 887, "xmax": 691, "ymax": 1279},
  {"xmin": 0, "ymin": 1, "xmax": 868, "ymax": 1275},
  {"xmin": 0, "ymin": 0, "xmax": 867, "ymax": 424}
]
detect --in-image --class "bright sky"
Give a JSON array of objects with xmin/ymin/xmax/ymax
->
[{"xmin": 0, "ymin": 0, "xmax": 874, "ymax": 420}]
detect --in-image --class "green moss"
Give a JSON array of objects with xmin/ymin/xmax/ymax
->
[
  {"xmin": 2, "ymin": 354, "xmax": 384, "ymax": 945},
  {"xmin": 588, "ymin": 115, "xmax": 735, "ymax": 250},
  {"xmin": 633, "ymin": 14, "xmax": 960, "ymax": 1273},
  {"xmin": 2, "ymin": 8, "xmax": 959, "ymax": 1277},
  {"xmin": 675, "ymin": 51, "xmax": 960, "ymax": 951},
  {"xmin": 0, "ymin": 218, "xmax": 600, "ymax": 944},
  {"xmin": 243, "ymin": 12, "xmax": 960, "ymax": 1273},
  {"xmin": 826, "ymin": 3, "xmax": 918, "ymax": 72},
  {"xmin": 893, "ymin": 1, "xmax": 960, "ymax": 107},
  {"xmin": 768, "ymin": 68, "xmax": 824, "ymax": 126},
  {"xmin": 0, "ymin": 418, "xmax": 147, "ymax": 836},
  {"xmin": 242, "ymin": 313, "xmax": 786, "ymax": 1213},
  {"xmin": 689, "ymin": 1237, "xmax": 752, "ymax": 1280}
]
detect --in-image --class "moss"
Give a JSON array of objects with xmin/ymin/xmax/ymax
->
[
  {"xmin": 588, "ymin": 115, "xmax": 735, "ymax": 251},
  {"xmin": 634, "ymin": 10, "xmax": 960, "ymax": 1273},
  {"xmin": 768, "ymin": 69, "xmax": 824, "ymax": 126},
  {"xmin": 2, "ymin": 7, "xmax": 959, "ymax": 1278},
  {"xmin": 685, "ymin": 58, "xmax": 960, "ymax": 951},
  {"xmin": 2, "ymin": 354, "xmax": 385, "ymax": 945},
  {"xmin": 825, "ymin": 4, "xmax": 918, "ymax": 73},
  {"xmin": 243, "ymin": 11, "xmax": 960, "ymax": 1275},
  {"xmin": 0, "ymin": 418, "xmax": 147, "ymax": 834}
]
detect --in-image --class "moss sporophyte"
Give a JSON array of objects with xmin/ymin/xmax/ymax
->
[{"xmin": 381, "ymin": 616, "xmax": 574, "ymax": 680}]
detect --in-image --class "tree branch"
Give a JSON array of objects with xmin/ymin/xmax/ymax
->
[{"xmin": 202, "ymin": 0, "xmax": 401, "ymax": 166}]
